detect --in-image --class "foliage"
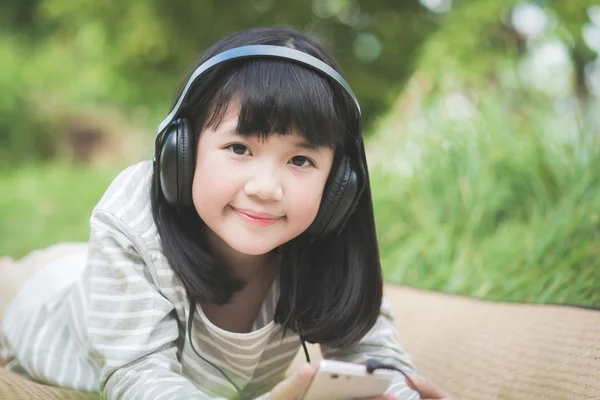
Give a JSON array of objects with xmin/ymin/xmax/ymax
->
[
  {"xmin": 416, "ymin": 0, "xmax": 522, "ymax": 88},
  {"xmin": 1, "ymin": 0, "xmax": 597, "ymax": 163},
  {"xmin": 0, "ymin": 37, "xmax": 61, "ymax": 162},
  {"xmin": 416, "ymin": 0, "xmax": 599, "ymax": 94},
  {"xmin": 0, "ymin": 0, "xmax": 437, "ymax": 163},
  {"xmin": 369, "ymin": 89, "xmax": 600, "ymax": 306}
]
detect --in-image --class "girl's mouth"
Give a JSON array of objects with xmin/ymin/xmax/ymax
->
[{"xmin": 231, "ymin": 206, "xmax": 283, "ymax": 227}]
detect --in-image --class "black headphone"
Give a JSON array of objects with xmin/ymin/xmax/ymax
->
[{"xmin": 153, "ymin": 45, "xmax": 367, "ymax": 237}]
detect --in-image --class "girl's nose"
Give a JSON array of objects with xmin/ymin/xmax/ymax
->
[{"xmin": 243, "ymin": 169, "xmax": 283, "ymax": 201}]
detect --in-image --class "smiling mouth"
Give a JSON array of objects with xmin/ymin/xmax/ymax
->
[{"xmin": 230, "ymin": 206, "xmax": 283, "ymax": 227}]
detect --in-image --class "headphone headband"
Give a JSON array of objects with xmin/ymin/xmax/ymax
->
[{"xmin": 157, "ymin": 45, "xmax": 361, "ymax": 136}]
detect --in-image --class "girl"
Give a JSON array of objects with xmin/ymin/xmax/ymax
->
[{"xmin": 0, "ymin": 27, "xmax": 446, "ymax": 400}]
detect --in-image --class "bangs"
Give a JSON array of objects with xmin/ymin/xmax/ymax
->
[{"xmin": 201, "ymin": 59, "xmax": 356, "ymax": 149}]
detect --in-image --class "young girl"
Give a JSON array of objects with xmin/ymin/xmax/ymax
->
[{"xmin": 0, "ymin": 27, "xmax": 443, "ymax": 400}]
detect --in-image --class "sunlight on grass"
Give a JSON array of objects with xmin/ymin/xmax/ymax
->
[
  {"xmin": 369, "ymin": 93, "xmax": 600, "ymax": 306},
  {"xmin": 0, "ymin": 162, "xmax": 124, "ymax": 258}
]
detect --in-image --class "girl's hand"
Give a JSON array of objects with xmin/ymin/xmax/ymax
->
[
  {"xmin": 268, "ymin": 363, "xmax": 314, "ymax": 400},
  {"xmin": 403, "ymin": 375, "xmax": 453, "ymax": 400},
  {"xmin": 267, "ymin": 367, "xmax": 452, "ymax": 400}
]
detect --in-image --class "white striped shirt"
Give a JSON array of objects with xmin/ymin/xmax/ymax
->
[{"xmin": 0, "ymin": 161, "xmax": 419, "ymax": 399}]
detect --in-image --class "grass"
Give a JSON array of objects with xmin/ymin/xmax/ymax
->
[
  {"xmin": 369, "ymin": 91, "xmax": 600, "ymax": 307},
  {"xmin": 0, "ymin": 162, "xmax": 123, "ymax": 258},
  {"xmin": 1, "ymin": 92, "xmax": 599, "ymax": 307}
]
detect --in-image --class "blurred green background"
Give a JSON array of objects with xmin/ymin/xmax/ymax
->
[{"xmin": 1, "ymin": 0, "xmax": 599, "ymax": 306}]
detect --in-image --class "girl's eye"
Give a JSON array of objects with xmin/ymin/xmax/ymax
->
[
  {"xmin": 289, "ymin": 156, "xmax": 314, "ymax": 168},
  {"xmin": 227, "ymin": 144, "xmax": 251, "ymax": 156}
]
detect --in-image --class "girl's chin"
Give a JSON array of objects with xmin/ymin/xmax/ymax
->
[{"xmin": 227, "ymin": 242, "xmax": 278, "ymax": 257}]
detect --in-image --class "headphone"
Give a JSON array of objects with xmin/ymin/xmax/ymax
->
[{"xmin": 153, "ymin": 45, "xmax": 367, "ymax": 237}]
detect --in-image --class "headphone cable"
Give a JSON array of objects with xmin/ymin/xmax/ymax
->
[
  {"xmin": 365, "ymin": 359, "xmax": 416, "ymax": 388},
  {"xmin": 187, "ymin": 300, "xmax": 249, "ymax": 400}
]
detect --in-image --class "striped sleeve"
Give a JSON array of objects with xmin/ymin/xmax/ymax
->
[
  {"xmin": 319, "ymin": 298, "xmax": 420, "ymax": 399},
  {"xmin": 82, "ymin": 209, "xmax": 226, "ymax": 400}
]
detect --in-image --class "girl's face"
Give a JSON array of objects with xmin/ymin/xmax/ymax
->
[{"xmin": 192, "ymin": 102, "xmax": 335, "ymax": 257}]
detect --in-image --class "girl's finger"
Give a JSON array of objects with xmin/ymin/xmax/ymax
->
[{"xmin": 269, "ymin": 363, "xmax": 314, "ymax": 400}]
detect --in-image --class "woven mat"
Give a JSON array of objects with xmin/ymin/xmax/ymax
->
[
  {"xmin": 384, "ymin": 285, "xmax": 600, "ymax": 400},
  {"xmin": 2, "ymin": 285, "xmax": 600, "ymax": 399},
  {"xmin": 0, "ymin": 368, "xmax": 98, "ymax": 400}
]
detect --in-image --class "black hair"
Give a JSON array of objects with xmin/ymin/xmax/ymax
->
[{"xmin": 151, "ymin": 26, "xmax": 383, "ymax": 348}]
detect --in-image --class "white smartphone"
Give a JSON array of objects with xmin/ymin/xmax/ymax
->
[{"xmin": 301, "ymin": 359, "xmax": 395, "ymax": 400}]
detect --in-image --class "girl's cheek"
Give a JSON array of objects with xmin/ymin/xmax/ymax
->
[
  {"xmin": 201, "ymin": 167, "xmax": 238, "ymax": 194},
  {"xmin": 199, "ymin": 155, "xmax": 236, "ymax": 181},
  {"xmin": 293, "ymin": 190, "xmax": 324, "ymax": 216},
  {"xmin": 290, "ymin": 173, "xmax": 328, "ymax": 208}
]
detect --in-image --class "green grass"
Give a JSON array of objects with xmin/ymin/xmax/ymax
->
[
  {"xmin": 0, "ymin": 162, "xmax": 123, "ymax": 258},
  {"xmin": 369, "ymin": 93, "xmax": 600, "ymax": 307}
]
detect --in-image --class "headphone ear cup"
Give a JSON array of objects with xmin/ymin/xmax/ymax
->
[
  {"xmin": 158, "ymin": 124, "xmax": 179, "ymax": 206},
  {"xmin": 177, "ymin": 119, "xmax": 195, "ymax": 207},
  {"xmin": 308, "ymin": 155, "xmax": 358, "ymax": 237},
  {"xmin": 158, "ymin": 118, "xmax": 195, "ymax": 207}
]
